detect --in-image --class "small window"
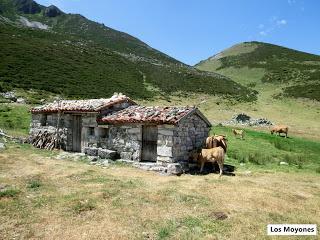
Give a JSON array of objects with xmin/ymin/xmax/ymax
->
[
  {"xmin": 88, "ymin": 127, "xmax": 95, "ymax": 136},
  {"xmin": 40, "ymin": 114, "xmax": 47, "ymax": 126},
  {"xmin": 100, "ymin": 128, "xmax": 109, "ymax": 138}
]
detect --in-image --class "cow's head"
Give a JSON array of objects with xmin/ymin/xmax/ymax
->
[{"xmin": 189, "ymin": 149, "xmax": 200, "ymax": 162}]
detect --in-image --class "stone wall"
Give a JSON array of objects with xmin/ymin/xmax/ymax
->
[
  {"xmin": 173, "ymin": 114, "xmax": 210, "ymax": 162},
  {"xmin": 104, "ymin": 125, "xmax": 142, "ymax": 161},
  {"xmin": 156, "ymin": 114, "xmax": 209, "ymax": 165},
  {"xmin": 80, "ymin": 102, "xmax": 135, "ymax": 151},
  {"xmin": 157, "ymin": 125, "xmax": 175, "ymax": 164}
]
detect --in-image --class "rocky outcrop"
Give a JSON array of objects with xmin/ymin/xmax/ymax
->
[
  {"xmin": 44, "ymin": 5, "xmax": 63, "ymax": 17},
  {"xmin": 14, "ymin": 0, "xmax": 42, "ymax": 14},
  {"xmin": 0, "ymin": 142, "xmax": 5, "ymax": 151},
  {"xmin": 222, "ymin": 113, "xmax": 273, "ymax": 127},
  {"xmin": 19, "ymin": 16, "xmax": 49, "ymax": 30}
]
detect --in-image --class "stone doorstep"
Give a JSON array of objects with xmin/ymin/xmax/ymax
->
[
  {"xmin": 133, "ymin": 162, "xmax": 167, "ymax": 172},
  {"xmin": 55, "ymin": 149, "xmax": 186, "ymax": 175},
  {"xmin": 114, "ymin": 160, "xmax": 185, "ymax": 175}
]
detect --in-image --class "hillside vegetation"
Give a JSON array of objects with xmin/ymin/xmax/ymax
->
[
  {"xmin": 196, "ymin": 41, "xmax": 320, "ymax": 101},
  {"xmin": 0, "ymin": 0, "xmax": 256, "ymax": 101}
]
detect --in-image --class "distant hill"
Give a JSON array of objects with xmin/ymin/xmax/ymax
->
[
  {"xmin": 0, "ymin": 0, "xmax": 256, "ymax": 102},
  {"xmin": 196, "ymin": 42, "xmax": 320, "ymax": 101}
]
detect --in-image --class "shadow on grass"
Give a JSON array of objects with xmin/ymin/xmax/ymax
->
[{"xmin": 188, "ymin": 163, "xmax": 236, "ymax": 176}]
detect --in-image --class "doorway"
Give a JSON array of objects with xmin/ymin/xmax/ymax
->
[
  {"xmin": 72, "ymin": 115, "xmax": 82, "ymax": 152},
  {"xmin": 141, "ymin": 125, "xmax": 157, "ymax": 162}
]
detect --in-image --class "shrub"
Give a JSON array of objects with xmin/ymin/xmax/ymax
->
[
  {"xmin": 283, "ymin": 154, "xmax": 305, "ymax": 168},
  {"xmin": 72, "ymin": 199, "xmax": 96, "ymax": 214},
  {"xmin": 0, "ymin": 105, "xmax": 12, "ymax": 112},
  {"xmin": 247, "ymin": 152, "xmax": 271, "ymax": 165},
  {"xmin": 27, "ymin": 179, "xmax": 42, "ymax": 189},
  {"xmin": 0, "ymin": 188, "xmax": 20, "ymax": 198},
  {"xmin": 272, "ymin": 138, "xmax": 292, "ymax": 152},
  {"xmin": 157, "ymin": 220, "xmax": 177, "ymax": 239}
]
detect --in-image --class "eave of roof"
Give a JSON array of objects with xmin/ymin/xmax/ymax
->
[
  {"xmin": 98, "ymin": 106, "xmax": 211, "ymax": 126},
  {"xmin": 31, "ymin": 97, "xmax": 136, "ymax": 114}
]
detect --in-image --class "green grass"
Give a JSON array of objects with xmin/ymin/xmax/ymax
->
[
  {"xmin": 0, "ymin": 141, "xmax": 319, "ymax": 239},
  {"xmin": 0, "ymin": 103, "xmax": 31, "ymax": 135},
  {"xmin": 156, "ymin": 216, "xmax": 230, "ymax": 239},
  {"xmin": 0, "ymin": 188, "xmax": 20, "ymax": 198},
  {"xmin": 26, "ymin": 178, "xmax": 42, "ymax": 189},
  {"xmin": 212, "ymin": 126, "xmax": 320, "ymax": 173},
  {"xmin": 71, "ymin": 199, "xmax": 96, "ymax": 214},
  {"xmin": 196, "ymin": 41, "xmax": 320, "ymax": 101},
  {"xmin": 283, "ymin": 83, "xmax": 320, "ymax": 100}
]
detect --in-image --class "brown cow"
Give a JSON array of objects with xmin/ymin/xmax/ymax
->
[
  {"xmin": 271, "ymin": 125, "xmax": 289, "ymax": 138},
  {"xmin": 192, "ymin": 147, "xmax": 225, "ymax": 176},
  {"xmin": 205, "ymin": 135, "xmax": 227, "ymax": 153},
  {"xmin": 232, "ymin": 129, "xmax": 245, "ymax": 139}
]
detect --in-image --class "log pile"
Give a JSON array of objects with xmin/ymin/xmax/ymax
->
[{"xmin": 29, "ymin": 131, "xmax": 59, "ymax": 150}]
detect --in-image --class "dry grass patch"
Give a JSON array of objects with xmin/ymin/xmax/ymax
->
[{"xmin": 0, "ymin": 144, "xmax": 319, "ymax": 239}]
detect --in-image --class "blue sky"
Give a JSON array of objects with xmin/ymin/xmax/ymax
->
[{"xmin": 37, "ymin": 0, "xmax": 320, "ymax": 65}]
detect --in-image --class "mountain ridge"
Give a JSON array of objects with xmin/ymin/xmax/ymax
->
[
  {"xmin": 196, "ymin": 41, "xmax": 320, "ymax": 101},
  {"xmin": 0, "ymin": 0, "xmax": 256, "ymax": 102}
]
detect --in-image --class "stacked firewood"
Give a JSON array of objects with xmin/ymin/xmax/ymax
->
[{"xmin": 29, "ymin": 131, "xmax": 59, "ymax": 150}]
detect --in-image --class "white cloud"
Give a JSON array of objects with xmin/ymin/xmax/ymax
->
[
  {"xmin": 288, "ymin": 0, "xmax": 296, "ymax": 5},
  {"xmin": 257, "ymin": 16, "xmax": 288, "ymax": 38},
  {"xmin": 259, "ymin": 31, "xmax": 267, "ymax": 36},
  {"xmin": 277, "ymin": 19, "xmax": 287, "ymax": 25}
]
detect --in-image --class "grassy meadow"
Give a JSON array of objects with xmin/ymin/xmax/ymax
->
[
  {"xmin": 0, "ymin": 141, "xmax": 319, "ymax": 239},
  {"xmin": 1, "ymin": 114, "xmax": 320, "ymax": 239},
  {"xmin": 0, "ymin": 103, "xmax": 31, "ymax": 136},
  {"xmin": 1, "ymin": 3, "xmax": 319, "ymax": 239}
]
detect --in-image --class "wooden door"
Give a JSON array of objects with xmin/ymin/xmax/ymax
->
[
  {"xmin": 142, "ymin": 125, "xmax": 157, "ymax": 162},
  {"xmin": 72, "ymin": 115, "xmax": 82, "ymax": 152}
]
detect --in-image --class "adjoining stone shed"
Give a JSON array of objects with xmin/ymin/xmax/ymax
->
[
  {"xmin": 98, "ymin": 105, "xmax": 212, "ymax": 166},
  {"xmin": 30, "ymin": 94, "xmax": 136, "ymax": 152}
]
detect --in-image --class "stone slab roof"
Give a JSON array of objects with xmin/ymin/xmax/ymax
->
[
  {"xmin": 98, "ymin": 105, "xmax": 211, "ymax": 126},
  {"xmin": 31, "ymin": 94, "xmax": 135, "ymax": 113}
]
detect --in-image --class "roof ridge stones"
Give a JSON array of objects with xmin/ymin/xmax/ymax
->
[
  {"xmin": 98, "ymin": 105, "xmax": 210, "ymax": 125},
  {"xmin": 31, "ymin": 94, "xmax": 135, "ymax": 113}
]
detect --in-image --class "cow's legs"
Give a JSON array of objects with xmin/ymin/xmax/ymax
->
[
  {"xmin": 217, "ymin": 162, "xmax": 223, "ymax": 177},
  {"xmin": 200, "ymin": 161, "xmax": 205, "ymax": 173}
]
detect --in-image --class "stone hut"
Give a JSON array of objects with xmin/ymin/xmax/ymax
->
[
  {"xmin": 30, "ymin": 94, "xmax": 136, "ymax": 152},
  {"xmin": 97, "ymin": 105, "xmax": 211, "ymax": 167},
  {"xmin": 30, "ymin": 95, "xmax": 211, "ymax": 172}
]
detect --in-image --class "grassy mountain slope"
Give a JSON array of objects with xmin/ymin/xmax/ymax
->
[
  {"xmin": 0, "ymin": 0, "xmax": 256, "ymax": 101},
  {"xmin": 196, "ymin": 41, "xmax": 320, "ymax": 101},
  {"xmin": 193, "ymin": 42, "xmax": 320, "ymax": 140}
]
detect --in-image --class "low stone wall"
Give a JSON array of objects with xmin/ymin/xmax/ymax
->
[{"xmin": 105, "ymin": 125, "xmax": 142, "ymax": 161}]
